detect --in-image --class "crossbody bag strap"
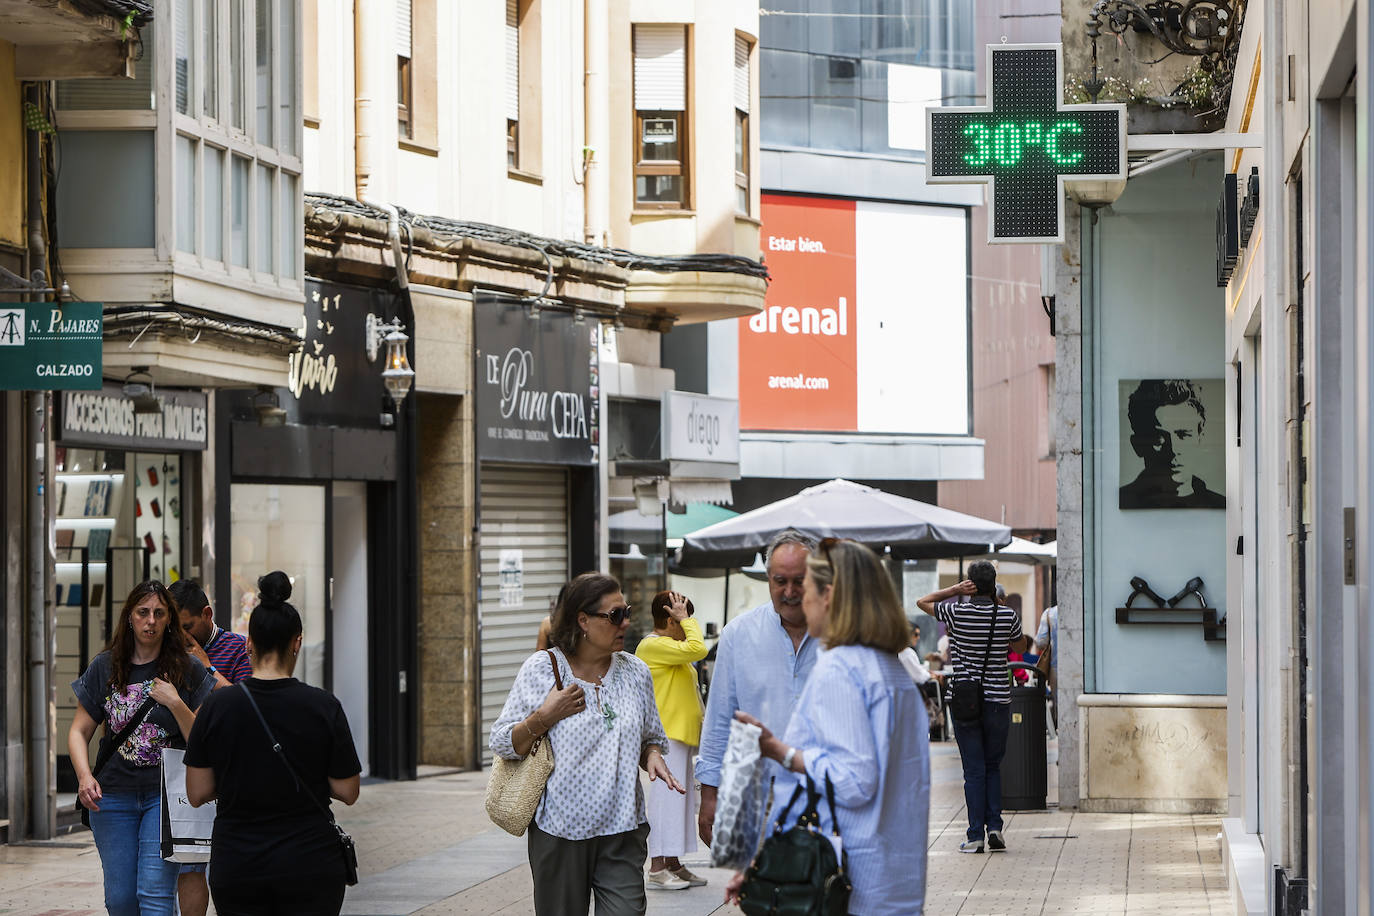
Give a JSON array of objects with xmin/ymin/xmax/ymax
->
[
  {"xmin": 237, "ymin": 682, "xmax": 337, "ymax": 825},
  {"xmin": 963, "ymin": 604, "xmax": 999, "ymax": 686},
  {"xmin": 91, "ymin": 696, "xmax": 158, "ymax": 778},
  {"xmin": 545, "ymin": 648, "xmax": 564, "ymax": 690}
]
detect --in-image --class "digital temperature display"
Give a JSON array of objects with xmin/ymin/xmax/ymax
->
[{"xmin": 927, "ymin": 44, "xmax": 1126, "ymax": 244}]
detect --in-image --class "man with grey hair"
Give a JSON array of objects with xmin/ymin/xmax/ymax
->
[{"xmin": 695, "ymin": 529, "xmax": 818, "ymax": 845}]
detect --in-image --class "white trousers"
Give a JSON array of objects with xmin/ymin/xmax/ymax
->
[{"xmin": 645, "ymin": 738, "xmax": 698, "ymax": 858}]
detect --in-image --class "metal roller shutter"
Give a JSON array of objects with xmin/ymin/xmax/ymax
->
[{"xmin": 478, "ymin": 465, "xmax": 569, "ymax": 765}]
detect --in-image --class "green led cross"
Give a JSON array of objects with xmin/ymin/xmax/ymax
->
[{"xmin": 926, "ymin": 43, "xmax": 1126, "ymax": 244}]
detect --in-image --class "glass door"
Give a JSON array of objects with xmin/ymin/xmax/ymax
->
[{"xmin": 230, "ymin": 483, "xmax": 328, "ymax": 688}]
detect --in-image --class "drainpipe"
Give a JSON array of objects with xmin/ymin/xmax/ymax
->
[
  {"xmin": 24, "ymin": 82, "xmax": 54, "ymax": 840},
  {"xmin": 353, "ymin": 0, "xmax": 384, "ymax": 201},
  {"xmin": 584, "ymin": 0, "xmax": 608, "ymax": 246}
]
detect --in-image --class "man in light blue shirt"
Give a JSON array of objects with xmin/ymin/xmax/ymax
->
[{"xmin": 696, "ymin": 530, "xmax": 818, "ymax": 845}]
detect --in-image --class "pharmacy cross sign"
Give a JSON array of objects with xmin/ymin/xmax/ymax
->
[{"xmin": 926, "ymin": 43, "xmax": 1126, "ymax": 244}]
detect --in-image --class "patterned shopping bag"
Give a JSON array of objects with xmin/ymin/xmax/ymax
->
[{"xmin": 710, "ymin": 718, "xmax": 769, "ymax": 870}]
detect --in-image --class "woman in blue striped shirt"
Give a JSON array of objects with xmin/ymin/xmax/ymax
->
[{"xmin": 728, "ymin": 538, "xmax": 931, "ymax": 915}]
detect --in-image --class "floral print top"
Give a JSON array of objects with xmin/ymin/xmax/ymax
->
[{"xmin": 73, "ymin": 651, "xmax": 213, "ymax": 791}]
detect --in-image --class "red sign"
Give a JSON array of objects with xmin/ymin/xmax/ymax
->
[{"xmin": 741, "ymin": 195, "xmax": 858, "ymax": 431}]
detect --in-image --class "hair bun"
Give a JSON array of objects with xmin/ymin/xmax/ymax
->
[{"xmin": 257, "ymin": 570, "xmax": 293, "ymax": 604}]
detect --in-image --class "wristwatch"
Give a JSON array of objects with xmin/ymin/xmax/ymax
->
[{"xmin": 781, "ymin": 746, "xmax": 797, "ymax": 771}]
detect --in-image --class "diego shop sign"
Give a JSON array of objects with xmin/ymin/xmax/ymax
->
[
  {"xmin": 661, "ymin": 391, "xmax": 739, "ymax": 464},
  {"xmin": 475, "ymin": 293, "xmax": 597, "ymax": 465},
  {"xmin": 57, "ymin": 384, "xmax": 208, "ymax": 451}
]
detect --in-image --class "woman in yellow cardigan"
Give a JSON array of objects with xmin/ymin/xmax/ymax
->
[{"xmin": 635, "ymin": 590, "xmax": 710, "ymax": 890}]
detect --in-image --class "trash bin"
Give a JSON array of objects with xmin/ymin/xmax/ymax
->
[{"xmin": 1001, "ymin": 662, "xmax": 1047, "ymax": 810}]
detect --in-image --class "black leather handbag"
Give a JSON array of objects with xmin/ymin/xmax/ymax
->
[
  {"xmin": 738, "ymin": 775, "xmax": 851, "ymax": 916},
  {"xmin": 950, "ymin": 606, "xmax": 999, "ymax": 722}
]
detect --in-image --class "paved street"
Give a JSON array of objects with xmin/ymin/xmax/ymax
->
[{"xmin": 0, "ymin": 743, "xmax": 1229, "ymax": 915}]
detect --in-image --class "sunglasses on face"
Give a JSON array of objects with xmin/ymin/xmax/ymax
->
[{"xmin": 584, "ymin": 605, "xmax": 633, "ymax": 626}]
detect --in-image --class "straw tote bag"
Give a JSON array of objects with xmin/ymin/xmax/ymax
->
[{"xmin": 485, "ymin": 649, "xmax": 562, "ymax": 836}]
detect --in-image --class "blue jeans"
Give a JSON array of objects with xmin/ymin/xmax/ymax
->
[
  {"xmin": 89, "ymin": 787, "xmax": 178, "ymax": 915},
  {"xmin": 953, "ymin": 701, "xmax": 1013, "ymax": 843}
]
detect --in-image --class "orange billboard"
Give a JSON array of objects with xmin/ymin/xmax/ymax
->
[
  {"xmin": 741, "ymin": 194, "xmax": 970, "ymax": 435},
  {"xmin": 740, "ymin": 195, "xmax": 858, "ymax": 431}
]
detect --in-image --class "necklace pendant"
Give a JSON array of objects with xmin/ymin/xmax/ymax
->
[{"xmin": 602, "ymin": 703, "xmax": 617, "ymax": 730}]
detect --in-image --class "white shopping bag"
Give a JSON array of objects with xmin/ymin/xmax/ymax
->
[
  {"xmin": 160, "ymin": 747, "xmax": 215, "ymax": 863},
  {"xmin": 709, "ymin": 718, "xmax": 768, "ymax": 870}
]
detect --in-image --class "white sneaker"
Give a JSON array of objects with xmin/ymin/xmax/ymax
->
[
  {"xmin": 670, "ymin": 866, "xmax": 708, "ymax": 887},
  {"xmin": 647, "ymin": 869, "xmax": 691, "ymax": 891}
]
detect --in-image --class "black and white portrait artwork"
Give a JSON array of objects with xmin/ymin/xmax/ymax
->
[{"xmin": 1119, "ymin": 379, "xmax": 1226, "ymax": 510}]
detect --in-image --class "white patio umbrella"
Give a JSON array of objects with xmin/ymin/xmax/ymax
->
[{"xmin": 677, "ymin": 478, "xmax": 1013, "ymax": 569}]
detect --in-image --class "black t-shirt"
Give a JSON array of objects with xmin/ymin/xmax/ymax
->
[
  {"xmin": 72, "ymin": 651, "xmax": 214, "ymax": 792},
  {"xmin": 184, "ymin": 677, "xmax": 362, "ymax": 882}
]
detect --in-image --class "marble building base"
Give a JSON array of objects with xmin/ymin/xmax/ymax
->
[{"xmin": 1077, "ymin": 693, "xmax": 1228, "ymax": 814}]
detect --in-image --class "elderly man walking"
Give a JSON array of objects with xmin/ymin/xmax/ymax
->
[{"xmin": 696, "ymin": 529, "xmax": 818, "ymax": 846}]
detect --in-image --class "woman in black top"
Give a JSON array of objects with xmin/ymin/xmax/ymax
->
[
  {"xmin": 68, "ymin": 580, "xmax": 214, "ymax": 916},
  {"xmin": 184, "ymin": 571, "xmax": 362, "ymax": 916}
]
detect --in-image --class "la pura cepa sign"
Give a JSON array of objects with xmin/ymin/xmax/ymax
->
[
  {"xmin": 926, "ymin": 43, "xmax": 1126, "ymax": 244},
  {"xmin": 474, "ymin": 292, "xmax": 598, "ymax": 465}
]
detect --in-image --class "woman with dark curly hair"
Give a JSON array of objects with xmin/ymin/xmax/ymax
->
[
  {"xmin": 69, "ymin": 580, "xmax": 215, "ymax": 915},
  {"xmin": 491, "ymin": 571, "xmax": 683, "ymax": 915}
]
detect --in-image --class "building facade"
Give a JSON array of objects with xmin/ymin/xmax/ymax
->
[
  {"xmin": 1217, "ymin": 0, "xmax": 1368, "ymax": 912},
  {"xmin": 303, "ymin": 0, "xmax": 767, "ymax": 770},
  {"xmin": 0, "ymin": 0, "xmax": 193, "ymax": 842},
  {"xmin": 1049, "ymin": 0, "xmax": 1242, "ymax": 821}
]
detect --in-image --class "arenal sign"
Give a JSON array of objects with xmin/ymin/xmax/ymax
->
[
  {"xmin": 0, "ymin": 302, "xmax": 103, "ymax": 390},
  {"xmin": 927, "ymin": 43, "xmax": 1126, "ymax": 244}
]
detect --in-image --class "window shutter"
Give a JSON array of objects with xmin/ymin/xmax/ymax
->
[
  {"xmin": 633, "ymin": 24, "xmax": 686, "ymax": 111},
  {"xmin": 506, "ymin": 0, "xmax": 520, "ymax": 121},
  {"xmin": 734, "ymin": 35, "xmax": 749, "ymax": 113},
  {"xmin": 396, "ymin": 0, "xmax": 412, "ymax": 58}
]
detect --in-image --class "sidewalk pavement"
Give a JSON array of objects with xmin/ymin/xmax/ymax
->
[{"xmin": 0, "ymin": 743, "xmax": 1230, "ymax": 915}]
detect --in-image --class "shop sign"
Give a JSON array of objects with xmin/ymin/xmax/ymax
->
[
  {"xmin": 661, "ymin": 391, "xmax": 739, "ymax": 464},
  {"xmin": 927, "ymin": 43, "xmax": 1126, "ymax": 243},
  {"xmin": 286, "ymin": 279, "xmax": 397, "ymax": 428},
  {"xmin": 56, "ymin": 383, "xmax": 208, "ymax": 451},
  {"xmin": 0, "ymin": 302, "xmax": 103, "ymax": 391},
  {"xmin": 643, "ymin": 118, "xmax": 677, "ymax": 145},
  {"xmin": 475, "ymin": 293, "xmax": 597, "ymax": 465},
  {"xmin": 1216, "ymin": 172, "xmax": 1239, "ymax": 287}
]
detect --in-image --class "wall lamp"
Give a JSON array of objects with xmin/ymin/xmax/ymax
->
[
  {"xmin": 366, "ymin": 313, "xmax": 416, "ymax": 409},
  {"xmin": 252, "ymin": 385, "xmax": 287, "ymax": 427},
  {"xmin": 121, "ymin": 367, "xmax": 160, "ymax": 415}
]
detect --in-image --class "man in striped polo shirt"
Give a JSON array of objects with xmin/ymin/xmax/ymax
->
[
  {"xmin": 170, "ymin": 578, "xmax": 252, "ymax": 916},
  {"xmin": 918, "ymin": 561, "xmax": 1032, "ymax": 854}
]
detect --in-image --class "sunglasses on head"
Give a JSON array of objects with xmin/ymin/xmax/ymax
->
[
  {"xmin": 817, "ymin": 536, "xmax": 853, "ymax": 562},
  {"xmin": 584, "ymin": 604, "xmax": 633, "ymax": 626}
]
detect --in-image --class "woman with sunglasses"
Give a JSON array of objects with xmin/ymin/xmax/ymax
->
[
  {"xmin": 491, "ymin": 572, "xmax": 684, "ymax": 915},
  {"xmin": 728, "ymin": 538, "xmax": 931, "ymax": 915}
]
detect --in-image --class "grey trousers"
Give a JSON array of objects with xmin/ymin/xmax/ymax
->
[{"xmin": 527, "ymin": 821, "xmax": 650, "ymax": 916}]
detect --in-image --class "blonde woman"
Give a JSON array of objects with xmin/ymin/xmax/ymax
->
[
  {"xmin": 635, "ymin": 590, "xmax": 710, "ymax": 890},
  {"xmin": 729, "ymin": 538, "xmax": 931, "ymax": 916}
]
